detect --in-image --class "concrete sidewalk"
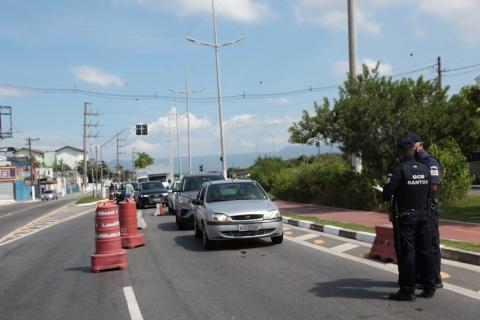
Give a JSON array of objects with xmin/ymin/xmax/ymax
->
[{"xmin": 275, "ymin": 200, "xmax": 480, "ymax": 244}]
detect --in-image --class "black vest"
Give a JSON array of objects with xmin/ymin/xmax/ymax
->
[{"xmin": 396, "ymin": 158, "xmax": 431, "ymax": 210}]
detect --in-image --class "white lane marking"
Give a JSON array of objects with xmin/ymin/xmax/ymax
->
[
  {"xmin": 441, "ymin": 258, "xmax": 480, "ymax": 273},
  {"xmin": 331, "ymin": 242, "xmax": 359, "ymax": 253},
  {"xmin": 123, "ymin": 286, "xmax": 144, "ymax": 320},
  {"xmin": 0, "ymin": 209, "xmax": 92, "ymax": 247},
  {"xmin": 285, "ymin": 235, "xmax": 480, "ymax": 301},
  {"xmin": 294, "ymin": 233, "xmax": 319, "ymax": 241},
  {"xmin": 287, "ymin": 224, "xmax": 371, "ymax": 248}
]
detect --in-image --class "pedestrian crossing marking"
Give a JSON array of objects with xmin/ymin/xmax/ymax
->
[
  {"xmin": 294, "ymin": 234, "xmax": 318, "ymax": 241},
  {"xmin": 313, "ymin": 239, "xmax": 325, "ymax": 245},
  {"xmin": 330, "ymin": 243, "xmax": 360, "ymax": 253},
  {"xmin": 440, "ymin": 271, "xmax": 450, "ymax": 279}
]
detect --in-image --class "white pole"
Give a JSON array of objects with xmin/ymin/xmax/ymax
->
[
  {"xmin": 185, "ymin": 64, "xmax": 193, "ymax": 175},
  {"xmin": 211, "ymin": 0, "xmax": 227, "ymax": 179},
  {"xmin": 173, "ymin": 93, "xmax": 183, "ymax": 176}
]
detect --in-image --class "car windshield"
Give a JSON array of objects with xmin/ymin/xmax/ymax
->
[
  {"xmin": 44, "ymin": 190, "xmax": 53, "ymax": 194},
  {"xmin": 141, "ymin": 182, "xmax": 165, "ymax": 191},
  {"xmin": 206, "ymin": 182, "xmax": 268, "ymax": 203},
  {"xmin": 183, "ymin": 175, "xmax": 223, "ymax": 192}
]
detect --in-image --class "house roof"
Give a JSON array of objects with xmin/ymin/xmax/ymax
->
[
  {"xmin": 16, "ymin": 148, "xmax": 43, "ymax": 154},
  {"xmin": 55, "ymin": 146, "xmax": 83, "ymax": 153}
]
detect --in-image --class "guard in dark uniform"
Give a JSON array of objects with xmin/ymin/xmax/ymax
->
[
  {"xmin": 383, "ymin": 137, "xmax": 436, "ymax": 301},
  {"xmin": 405, "ymin": 132, "xmax": 443, "ymax": 288}
]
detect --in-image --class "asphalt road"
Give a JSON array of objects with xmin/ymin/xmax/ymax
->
[
  {"xmin": 0, "ymin": 193, "xmax": 83, "ymax": 240},
  {"xmin": 0, "ymin": 207, "xmax": 479, "ymax": 320}
]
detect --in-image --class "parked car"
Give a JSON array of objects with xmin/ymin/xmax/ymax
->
[
  {"xmin": 137, "ymin": 181, "xmax": 169, "ymax": 209},
  {"xmin": 41, "ymin": 190, "xmax": 58, "ymax": 201},
  {"xmin": 174, "ymin": 174, "xmax": 224, "ymax": 229},
  {"xmin": 192, "ymin": 180, "xmax": 283, "ymax": 249},
  {"xmin": 167, "ymin": 180, "xmax": 181, "ymax": 215}
]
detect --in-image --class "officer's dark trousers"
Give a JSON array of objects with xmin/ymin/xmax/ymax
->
[{"xmin": 397, "ymin": 212, "xmax": 435, "ymax": 294}]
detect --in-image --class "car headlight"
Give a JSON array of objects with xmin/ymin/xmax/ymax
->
[
  {"xmin": 210, "ymin": 213, "xmax": 231, "ymax": 224},
  {"xmin": 264, "ymin": 209, "xmax": 280, "ymax": 220},
  {"xmin": 141, "ymin": 195, "xmax": 149, "ymax": 198}
]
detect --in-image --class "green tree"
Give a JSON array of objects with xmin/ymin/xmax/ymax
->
[{"xmin": 135, "ymin": 152, "xmax": 154, "ymax": 169}]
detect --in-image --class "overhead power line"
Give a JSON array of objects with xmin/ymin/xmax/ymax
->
[{"xmin": 0, "ymin": 61, "xmax": 475, "ymax": 102}]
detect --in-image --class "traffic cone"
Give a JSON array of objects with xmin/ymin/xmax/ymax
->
[{"xmin": 152, "ymin": 203, "xmax": 160, "ymax": 216}]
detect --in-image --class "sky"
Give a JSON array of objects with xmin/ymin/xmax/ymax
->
[{"xmin": 1, "ymin": 0, "xmax": 480, "ymax": 169}]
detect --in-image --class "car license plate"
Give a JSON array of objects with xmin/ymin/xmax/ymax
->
[
  {"xmin": 153, "ymin": 198, "xmax": 161, "ymax": 202},
  {"xmin": 238, "ymin": 224, "xmax": 260, "ymax": 232}
]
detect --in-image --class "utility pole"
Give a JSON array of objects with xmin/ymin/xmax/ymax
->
[
  {"xmin": 171, "ymin": 66, "xmax": 202, "ymax": 175},
  {"xmin": 83, "ymin": 102, "xmax": 98, "ymax": 192},
  {"xmin": 437, "ymin": 56, "xmax": 442, "ymax": 92},
  {"xmin": 169, "ymin": 90, "xmax": 183, "ymax": 176},
  {"xmin": 94, "ymin": 145, "xmax": 98, "ymax": 197},
  {"xmin": 100, "ymin": 128, "xmax": 128, "ymax": 197},
  {"xmin": 347, "ymin": 0, "xmax": 362, "ymax": 174},
  {"xmin": 186, "ymin": 0, "xmax": 246, "ymax": 179},
  {"xmin": 167, "ymin": 112, "xmax": 174, "ymax": 180},
  {"xmin": 116, "ymin": 133, "xmax": 127, "ymax": 183},
  {"xmin": 26, "ymin": 137, "xmax": 40, "ymax": 187},
  {"xmin": 131, "ymin": 146, "xmax": 136, "ymax": 181}
]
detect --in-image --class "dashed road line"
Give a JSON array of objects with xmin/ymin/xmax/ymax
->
[
  {"xmin": 331, "ymin": 242, "xmax": 360, "ymax": 253},
  {"xmin": 123, "ymin": 286, "xmax": 144, "ymax": 320}
]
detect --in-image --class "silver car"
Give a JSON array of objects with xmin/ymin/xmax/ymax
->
[{"xmin": 192, "ymin": 180, "xmax": 283, "ymax": 249}]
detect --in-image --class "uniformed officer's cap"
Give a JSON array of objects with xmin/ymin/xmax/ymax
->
[
  {"xmin": 404, "ymin": 132, "xmax": 422, "ymax": 143},
  {"xmin": 396, "ymin": 137, "xmax": 415, "ymax": 150}
]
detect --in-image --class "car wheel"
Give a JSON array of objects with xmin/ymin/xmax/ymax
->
[
  {"xmin": 271, "ymin": 234, "xmax": 283, "ymax": 244},
  {"xmin": 176, "ymin": 213, "xmax": 185, "ymax": 230},
  {"xmin": 194, "ymin": 217, "xmax": 202, "ymax": 238},
  {"xmin": 202, "ymin": 225, "xmax": 214, "ymax": 250}
]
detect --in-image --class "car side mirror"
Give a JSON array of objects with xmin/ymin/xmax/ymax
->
[
  {"xmin": 192, "ymin": 199, "xmax": 204, "ymax": 206},
  {"xmin": 270, "ymin": 195, "xmax": 276, "ymax": 201}
]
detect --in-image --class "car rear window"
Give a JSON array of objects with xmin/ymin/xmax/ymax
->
[{"xmin": 183, "ymin": 175, "xmax": 223, "ymax": 192}]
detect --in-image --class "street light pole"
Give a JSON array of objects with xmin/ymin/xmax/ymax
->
[
  {"xmin": 169, "ymin": 90, "xmax": 183, "ymax": 176},
  {"xmin": 186, "ymin": 0, "xmax": 246, "ymax": 179},
  {"xmin": 100, "ymin": 128, "xmax": 129, "ymax": 197},
  {"xmin": 185, "ymin": 64, "xmax": 192, "ymax": 175}
]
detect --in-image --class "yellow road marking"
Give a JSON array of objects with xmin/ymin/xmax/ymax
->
[
  {"xmin": 313, "ymin": 239, "xmax": 325, "ymax": 245},
  {"xmin": 284, "ymin": 231, "xmax": 293, "ymax": 235},
  {"xmin": 440, "ymin": 272, "xmax": 450, "ymax": 279}
]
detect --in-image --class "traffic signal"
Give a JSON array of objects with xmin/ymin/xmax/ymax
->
[
  {"xmin": 199, "ymin": 164, "xmax": 204, "ymax": 172},
  {"xmin": 136, "ymin": 124, "xmax": 148, "ymax": 135}
]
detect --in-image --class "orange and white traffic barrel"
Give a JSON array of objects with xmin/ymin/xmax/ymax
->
[
  {"xmin": 119, "ymin": 199, "xmax": 145, "ymax": 249},
  {"xmin": 91, "ymin": 201, "xmax": 128, "ymax": 272}
]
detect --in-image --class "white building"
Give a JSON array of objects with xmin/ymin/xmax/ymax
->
[
  {"xmin": 14, "ymin": 148, "xmax": 44, "ymax": 163},
  {"xmin": 55, "ymin": 146, "xmax": 84, "ymax": 169}
]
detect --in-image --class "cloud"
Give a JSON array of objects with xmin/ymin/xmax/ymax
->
[
  {"xmin": 125, "ymin": 110, "xmax": 297, "ymax": 157},
  {"xmin": 147, "ymin": 107, "xmax": 212, "ymax": 134},
  {"xmin": 409, "ymin": 0, "xmax": 480, "ymax": 43},
  {"xmin": 0, "ymin": 87, "xmax": 26, "ymax": 97},
  {"xmin": 71, "ymin": 65, "xmax": 126, "ymax": 87},
  {"xmin": 332, "ymin": 58, "xmax": 394, "ymax": 76},
  {"xmin": 117, "ymin": 0, "xmax": 277, "ymax": 23},
  {"xmin": 293, "ymin": 0, "xmax": 387, "ymax": 35},
  {"xmin": 225, "ymin": 114, "xmax": 256, "ymax": 129}
]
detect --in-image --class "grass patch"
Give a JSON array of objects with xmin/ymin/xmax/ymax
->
[
  {"xmin": 282, "ymin": 211, "xmax": 375, "ymax": 233},
  {"xmin": 441, "ymin": 239, "xmax": 480, "ymax": 253},
  {"xmin": 75, "ymin": 195, "xmax": 104, "ymax": 205},
  {"xmin": 442, "ymin": 195, "xmax": 480, "ymax": 224}
]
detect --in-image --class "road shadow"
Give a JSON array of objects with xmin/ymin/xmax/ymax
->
[
  {"xmin": 157, "ymin": 221, "xmax": 179, "ymax": 232},
  {"xmin": 174, "ymin": 234, "xmax": 275, "ymax": 252},
  {"xmin": 309, "ymin": 278, "xmax": 396, "ymax": 300},
  {"xmin": 64, "ymin": 266, "xmax": 92, "ymax": 273}
]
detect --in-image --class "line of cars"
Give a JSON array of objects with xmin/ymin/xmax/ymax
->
[{"xmin": 167, "ymin": 173, "xmax": 283, "ymax": 249}]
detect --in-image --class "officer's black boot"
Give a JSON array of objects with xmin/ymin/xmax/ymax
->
[
  {"xmin": 419, "ymin": 289, "xmax": 435, "ymax": 298},
  {"xmin": 388, "ymin": 290, "xmax": 416, "ymax": 302}
]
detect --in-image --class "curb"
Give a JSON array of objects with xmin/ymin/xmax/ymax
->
[
  {"xmin": 74, "ymin": 199, "xmax": 107, "ymax": 207},
  {"xmin": 282, "ymin": 217, "xmax": 480, "ymax": 266}
]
